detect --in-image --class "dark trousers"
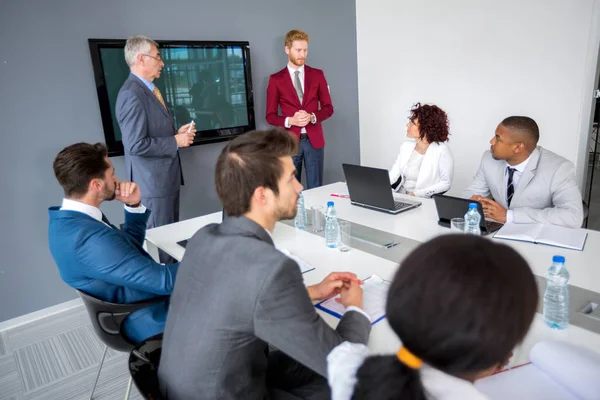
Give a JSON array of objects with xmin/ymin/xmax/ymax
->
[
  {"xmin": 266, "ymin": 351, "xmax": 330, "ymax": 400},
  {"xmin": 293, "ymin": 137, "xmax": 324, "ymax": 189},
  {"xmin": 142, "ymin": 191, "xmax": 180, "ymax": 264}
]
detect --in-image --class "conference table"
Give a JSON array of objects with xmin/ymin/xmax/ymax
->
[{"xmin": 145, "ymin": 182, "xmax": 600, "ymax": 368}]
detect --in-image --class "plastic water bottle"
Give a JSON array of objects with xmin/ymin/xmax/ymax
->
[
  {"xmin": 464, "ymin": 203, "xmax": 481, "ymax": 235},
  {"xmin": 543, "ymin": 255, "xmax": 570, "ymax": 330},
  {"xmin": 325, "ymin": 201, "xmax": 340, "ymax": 248},
  {"xmin": 294, "ymin": 191, "xmax": 307, "ymax": 230}
]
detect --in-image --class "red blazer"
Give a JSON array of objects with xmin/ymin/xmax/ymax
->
[{"xmin": 266, "ymin": 65, "xmax": 334, "ymax": 149}]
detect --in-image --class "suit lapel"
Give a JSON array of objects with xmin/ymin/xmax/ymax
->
[
  {"xmin": 302, "ymin": 67, "xmax": 312, "ymax": 108},
  {"xmin": 511, "ymin": 148, "xmax": 540, "ymax": 206},
  {"xmin": 282, "ymin": 69, "xmax": 303, "ymax": 108},
  {"xmin": 129, "ymin": 74, "xmax": 172, "ymax": 120}
]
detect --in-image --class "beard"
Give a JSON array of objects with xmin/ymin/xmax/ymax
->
[
  {"xmin": 288, "ymin": 55, "xmax": 305, "ymax": 67},
  {"xmin": 103, "ymin": 186, "xmax": 116, "ymax": 201},
  {"xmin": 275, "ymin": 198, "xmax": 298, "ymax": 221},
  {"xmin": 490, "ymin": 147, "xmax": 499, "ymax": 160}
]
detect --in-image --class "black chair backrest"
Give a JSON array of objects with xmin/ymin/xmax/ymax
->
[
  {"xmin": 129, "ymin": 333, "xmax": 164, "ymax": 400},
  {"xmin": 77, "ymin": 290, "xmax": 168, "ymax": 352}
]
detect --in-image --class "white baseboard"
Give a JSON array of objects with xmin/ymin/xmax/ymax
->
[{"xmin": 0, "ymin": 298, "xmax": 83, "ymax": 333}]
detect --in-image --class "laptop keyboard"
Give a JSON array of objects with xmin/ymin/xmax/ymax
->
[{"xmin": 394, "ymin": 201, "xmax": 414, "ymax": 211}]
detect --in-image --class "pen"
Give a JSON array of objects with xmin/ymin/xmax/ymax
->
[
  {"xmin": 187, "ymin": 120, "xmax": 195, "ymax": 133},
  {"xmin": 330, "ymin": 193, "xmax": 350, "ymax": 198}
]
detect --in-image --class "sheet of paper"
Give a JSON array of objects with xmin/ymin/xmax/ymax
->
[
  {"xmin": 277, "ymin": 248, "xmax": 315, "ymax": 274},
  {"xmin": 476, "ymin": 340, "xmax": 600, "ymax": 400},
  {"xmin": 316, "ymin": 275, "xmax": 389, "ymax": 324},
  {"xmin": 475, "ymin": 364, "xmax": 578, "ymax": 400}
]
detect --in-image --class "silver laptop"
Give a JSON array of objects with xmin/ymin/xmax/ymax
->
[{"xmin": 342, "ymin": 164, "xmax": 422, "ymax": 214}]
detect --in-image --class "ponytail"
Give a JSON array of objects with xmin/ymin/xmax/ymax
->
[{"xmin": 351, "ymin": 355, "xmax": 427, "ymax": 400}]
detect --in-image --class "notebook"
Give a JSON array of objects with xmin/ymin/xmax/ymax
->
[
  {"xmin": 476, "ymin": 340, "xmax": 600, "ymax": 400},
  {"xmin": 493, "ymin": 223, "xmax": 588, "ymax": 251},
  {"xmin": 315, "ymin": 275, "xmax": 389, "ymax": 324},
  {"xmin": 277, "ymin": 248, "xmax": 315, "ymax": 274}
]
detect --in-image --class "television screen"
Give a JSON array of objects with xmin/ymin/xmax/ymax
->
[{"xmin": 88, "ymin": 39, "xmax": 256, "ymax": 156}]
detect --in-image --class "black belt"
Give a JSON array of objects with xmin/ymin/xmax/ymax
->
[{"xmin": 300, "ymin": 133, "xmax": 308, "ymax": 140}]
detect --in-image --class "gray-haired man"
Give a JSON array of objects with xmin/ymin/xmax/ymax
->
[{"xmin": 116, "ymin": 35, "xmax": 196, "ymax": 263}]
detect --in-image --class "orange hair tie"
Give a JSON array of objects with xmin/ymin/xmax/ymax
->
[{"xmin": 397, "ymin": 347, "xmax": 423, "ymax": 370}]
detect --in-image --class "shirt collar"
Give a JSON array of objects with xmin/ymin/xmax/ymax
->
[
  {"xmin": 287, "ymin": 63, "xmax": 305, "ymax": 76},
  {"xmin": 506, "ymin": 152, "xmax": 532, "ymax": 174},
  {"xmin": 60, "ymin": 198, "xmax": 103, "ymax": 222},
  {"xmin": 131, "ymin": 72, "xmax": 155, "ymax": 91}
]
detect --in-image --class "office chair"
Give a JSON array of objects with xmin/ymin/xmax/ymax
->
[
  {"xmin": 77, "ymin": 290, "xmax": 168, "ymax": 400},
  {"xmin": 129, "ymin": 333, "xmax": 164, "ymax": 400}
]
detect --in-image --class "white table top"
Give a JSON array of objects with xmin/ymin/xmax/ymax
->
[{"xmin": 145, "ymin": 182, "xmax": 600, "ymax": 365}]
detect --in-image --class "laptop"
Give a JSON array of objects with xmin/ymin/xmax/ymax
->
[
  {"xmin": 342, "ymin": 164, "xmax": 422, "ymax": 214},
  {"xmin": 432, "ymin": 194, "xmax": 503, "ymax": 235}
]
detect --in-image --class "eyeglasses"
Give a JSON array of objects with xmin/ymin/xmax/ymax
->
[{"xmin": 142, "ymin": 53, "xmax": 163, "ymax": 62}]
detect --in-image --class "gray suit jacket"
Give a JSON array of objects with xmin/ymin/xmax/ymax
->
[
  {"xmin": 116, "ymin": 74, "xmax": 182, "ymax": 197},
  {"xmin": 158, "ymin": 216, "xmax": 371, "ymax": 400},
  {"xmin": 464, "ymin": 146, "xmax": 583, "ymax": 228}
]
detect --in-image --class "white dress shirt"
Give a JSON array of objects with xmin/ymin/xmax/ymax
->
[
  {"xmin": 505, "ymin": 155, "xmax": 531, "ymax": 223},
  {"xmin": 60, "ymin": 198, "xmax": 146, "ymax": 228},
  {"xmin": 283, "ymin": 64, "xmax": 316, "ymax": 133},
  {"xmin": 327, "ymin": 342, "xmax": 489, "ymax": 400}
]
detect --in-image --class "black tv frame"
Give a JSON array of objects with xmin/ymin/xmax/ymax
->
[{"xmin": 88, "ymin": 39, "xmax": 256, "ymax": 157}]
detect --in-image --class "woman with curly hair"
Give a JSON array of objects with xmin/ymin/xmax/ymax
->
[{"xmin": 389, "ymin": 103, "xmax": 453, "ymax": 197}]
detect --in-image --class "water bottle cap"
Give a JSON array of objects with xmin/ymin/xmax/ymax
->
[
  {"xmin": 552, "ymin": 255, "xmax": 565, "ymax": 263},
  {"xmin": 468, "ymin": 203, "xmax": 478, "ymax": 209},
  {"xmin": 327, "ymin": 201, "xmax": 334, "ymax": 207}
]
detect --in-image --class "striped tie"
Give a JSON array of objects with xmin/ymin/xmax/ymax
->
[
  {"xmin": 153, "ymin": 86, "xmax": 167, "ymax": 109},
  {"xmin": 506, "ymin": 167, "xmax": 517, "ymax": 207}
]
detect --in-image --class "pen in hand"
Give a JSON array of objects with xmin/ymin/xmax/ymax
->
[{"xmin": 187, "ymin": 120, "xmax": 195, "ymax": 133}]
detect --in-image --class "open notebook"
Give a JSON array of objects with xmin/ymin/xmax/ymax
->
[
  {"xmin": 277, "ymin": 248, "xmax": 315, "ymax": 274},
  {"xmin": 315, "ymin": 275, "xmax": 389, "ymax": 324},
  {"xmin": 493, "ymin": 223, "xmax": 588, "ymax": 251},
  {"xmin": 476, "ymin": 340, "xmax": 600, "ymax": 399}
]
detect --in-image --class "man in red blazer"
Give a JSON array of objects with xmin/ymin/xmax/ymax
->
[{"xmin": 266, "ymin": 29, "xmax": 334, "ymax": 188}]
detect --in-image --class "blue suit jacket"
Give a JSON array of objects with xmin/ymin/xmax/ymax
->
[
  {"xmin": 48, "ymin": 206, "xmax": 179, "ymax": 343},
  {"xmin": 116, "ymin": 74, "xmax": 183, "ymax": 197}
]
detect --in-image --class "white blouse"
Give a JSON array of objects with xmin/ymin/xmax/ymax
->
[
  {"xmin": 399, "ymin": 150, "xmax": 425, "ymax": 194},
  {"xmin": 327, "ymin": 342, "xmax": 489, "ymax": 400},
  {"xmin": 389, "ymin": 141, "xmax": 454, "ymax": 198}
]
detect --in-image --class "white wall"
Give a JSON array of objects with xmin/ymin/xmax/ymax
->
[{"xmin": 356, "ymin": 0, "xmax": 600, "ymax": 195}]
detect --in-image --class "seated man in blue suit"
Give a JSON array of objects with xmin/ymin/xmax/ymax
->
[{"xmin": 48, "ymin": 142, "xmax": 179, "ymax": 344}]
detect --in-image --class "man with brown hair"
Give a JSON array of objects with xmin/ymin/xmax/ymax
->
[
  {"xmin": 266, "ymin": 29, "xmax": 334, "ymax": 189},
  {"xmin": 159, "ymin": 129, "xmax": 370, "ymax": 399},
  {"xmin": 48, "ymin": 143, "xmax": 179, "ymax": 344}
]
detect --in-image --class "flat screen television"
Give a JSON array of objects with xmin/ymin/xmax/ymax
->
[{"xmin": 88, "ymin": 39, "xmax": 256, "ymax": 157}]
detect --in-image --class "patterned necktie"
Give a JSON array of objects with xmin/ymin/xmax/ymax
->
[
  {"xmin": 293, "ymin": 70, "xmax": 303, "ymax": 103},
  {"xmin": 506, "ymin": 167, "xmax": 517, "ymax": 207},
  {"xmin": 153, "ymin": 86, "xmax": 167, "ymax": 109}
]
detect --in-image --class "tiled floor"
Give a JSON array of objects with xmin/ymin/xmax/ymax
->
[{"xmin": 0, "ymin": 306, "xmax": 142, "ymax": 400}]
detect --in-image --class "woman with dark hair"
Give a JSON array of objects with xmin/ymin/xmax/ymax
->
[
  {"xmin": 327, "ymin": 234, "xmax": 539, "ymax": 400},
  {"xmin": 389, "ymin": 103, "xmax": 453, "ymax": 197}
]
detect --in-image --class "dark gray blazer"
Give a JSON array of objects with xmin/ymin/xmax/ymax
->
[
  {"xmin": 158, "ymin": 216, "xmax": 371, "ymax": 400},
  {"xmin": 116, "ymin": 74, "xmax": 182, "ymax": 198}
]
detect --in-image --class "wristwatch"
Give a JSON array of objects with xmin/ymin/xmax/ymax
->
[
  {"xmin": 126, "ymin": 202, "xmax": 141, "ymax": 208},
  {"xmin": 310, "ymin": 113, "xmax": 316, "ymax": 124}
]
